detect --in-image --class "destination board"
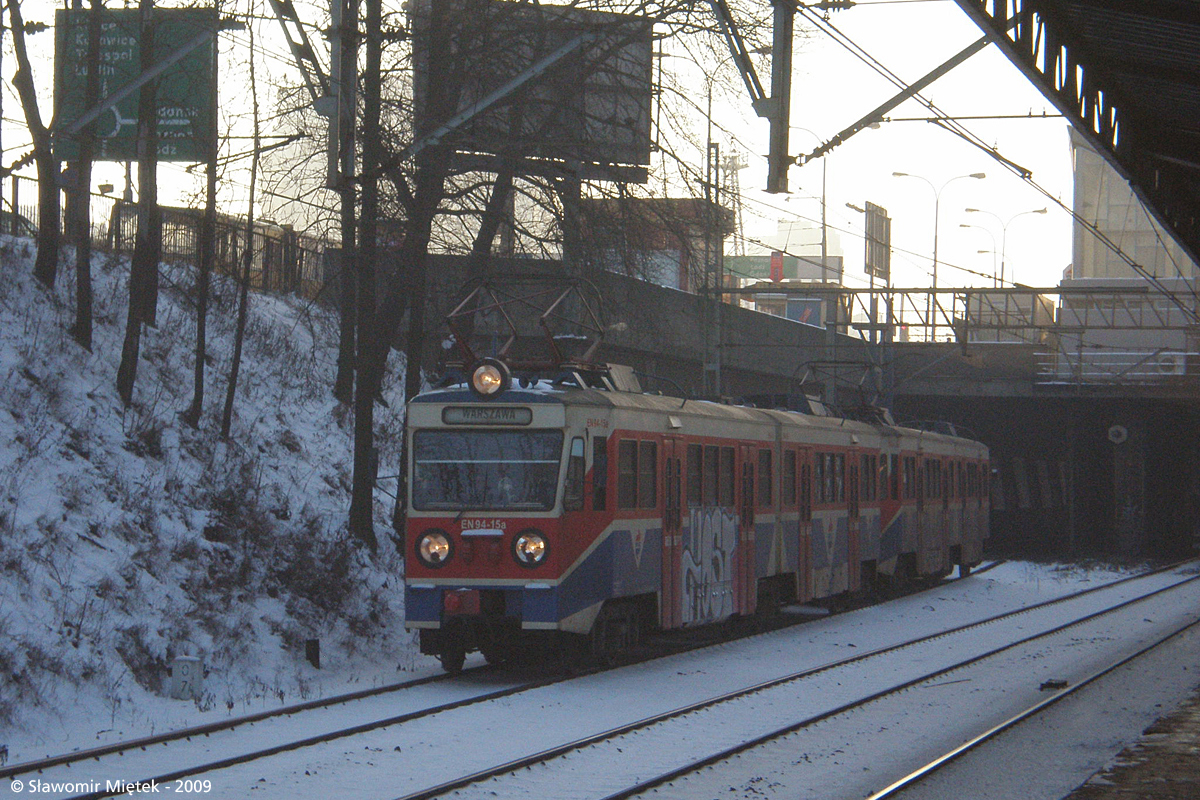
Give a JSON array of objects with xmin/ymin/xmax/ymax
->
[{"xmin": 442, "ymin": 406, "xmax": 534, "ymax": 425}]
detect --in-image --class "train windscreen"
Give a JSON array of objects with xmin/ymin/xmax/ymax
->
[{"xmin": 412, "ymin": 429, "xmax": 564, "ymax": 511}]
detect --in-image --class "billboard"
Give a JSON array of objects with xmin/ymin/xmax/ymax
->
[
  {"xmin": 786, "ymin": 298, "xmax": 824, "ymax": 327},
  {"xmin": 410, "ymin": 0, "xmax": 653, "ymax": 174},
  {"xmin": 864, "ymin": 201, "xmax": 891, "ymax": 282},
  {"xmin": 54, "ymin": 7, "xmax": 216, "ymax": 162}
]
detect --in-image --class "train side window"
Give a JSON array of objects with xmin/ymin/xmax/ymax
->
[
  {"xmin": 800, "ymin": 459, "xmax": 812, "ymax": 519},
  {"xmin": 638, "ymin": 441, "xmax": 658, "ymax": 508},
  {"xmin": 835, "ymin": 453, "xmax": 845, "ymax": 503},
  {"xmin": 719, "ymin": 447, "xmax": 735, "ymax": 506},
  {"xmin": 757, "ymin": 449, "xmax": 773, "ymax": 506},
  {"xmin": 564, "ymin": 437, "xmax": 586, "ymax": 511},
  {"xmin": 891, "ymin": 454, "xmax": 899, "ymax": 500},
  {"xmin": 860, "ymin": 455, "xmax": 871, "ymax": 502},
  {"xmin": 814, "ymin": 454, "xmax": 826, "ymax": 503},
  {"xmin": 592, "ymin": 436, "xmax": 608, "ymax": 511},
  {"xmin": 782, "ymin": 450, "xmax": 797, "ymax": 506},
  {"xmin": 618, "ymin": 440, "xmax": 638, "ymax": 509},
  {"xmin": 703, "ymin": 445, "xmax": 719, "ymax": 505},
  {"xmin": 687, "ymin": 444, "xmax": 702, "ymax": 506}
]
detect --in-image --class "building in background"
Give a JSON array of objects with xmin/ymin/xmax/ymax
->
[
  {"xmin": 579, "ymin": 197, "xmax": 734, "ymax": 292},
  {"xmin": 1070, "ymin": 127, "xmax": 1198, "ymax": 280},
  {"xmin": 1055, "ymin": 130, "xmax": 1199, "ymax": 383}
]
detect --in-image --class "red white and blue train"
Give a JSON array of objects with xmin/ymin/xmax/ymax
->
[{"xmin": 403, "ymin": 361, "xmax": 990, "ymax": 672}]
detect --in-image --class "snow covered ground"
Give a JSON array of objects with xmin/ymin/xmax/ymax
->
[
  {"xmin": 8, "ymin": 560, "xmax": 1184, "ymax": 800},
  {"xmin": 0, "ymin": 238, "xmax": 432, "ymax": 761}
]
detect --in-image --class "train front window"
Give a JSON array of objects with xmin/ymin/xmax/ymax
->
[{"xmin": 412, "ymin": 430, "xmax": 564, "ymax": 511}]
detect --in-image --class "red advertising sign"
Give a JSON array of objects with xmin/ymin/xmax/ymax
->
[{"xmin": 769, "ymin": 250, "xmax": 784, "ymax": 282}]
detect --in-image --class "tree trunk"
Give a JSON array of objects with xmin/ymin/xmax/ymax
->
[
  {"xmin": 183, "ymin": 10, "xmax": 220, "ymax": 428},
  {"xmin": 69, "ymin": 0, "xmax": 104, "ymax": 351},
  {"xmin": 220, "ymin": 21, "xmax": 262, "ymax": 439},
  {"xmin": 118, "ymin": 0, "xmax": 160, "ymax": 405},
  {"xmin": 7, "ymin": 0, "xmax": 60, "ymax": 287}
]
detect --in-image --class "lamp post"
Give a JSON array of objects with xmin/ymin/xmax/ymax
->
[
  {"xmin": 964, "ymin": 206, "xmax": 1049, "ymax": 285},
  {"xmin": 959, "ymin": 222, "xmax": 998, "ymax": 284},
  {"xmin": 892, "ymin": 171, "xmax": 986, "ymax": 294}
]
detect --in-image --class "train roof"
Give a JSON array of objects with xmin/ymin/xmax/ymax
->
[{"xmin": 413, "ymin": 383, "xmax": 986, "ymax": 453}]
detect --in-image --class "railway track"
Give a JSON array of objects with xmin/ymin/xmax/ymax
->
[
  {"xmin": 2, "ymin": 559, "xmax": 1004, "ymax": 797},
  {"xmin": 863, "ymin": 615, "xmax": 1200, "ymax": 800},
  {"xmin": 387, "ymin": 562, "xmax": 1200, "ymax": 800},
  {"xmin": 9, "ymin": 560, "xmax": 1189, "ymax": 800},
  {"xmin": 0, "ymin": 665, "xmax": 491, "ymax": 782}
]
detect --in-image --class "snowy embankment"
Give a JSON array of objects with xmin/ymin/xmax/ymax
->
[{"xmin": 0, "ymin": 237, "xmax": 421, "ymax": 755}]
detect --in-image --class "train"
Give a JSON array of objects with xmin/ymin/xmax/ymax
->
[{"xmin": 402, "ymin": 359, "xmax": 990, "ymax": 673}]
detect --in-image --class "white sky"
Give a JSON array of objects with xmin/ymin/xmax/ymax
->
[
  {"xmin": 721, "ymin": 0, "xmax": 1074, "ymax": 290},
  {"xmin": 8, "ymin": 0, "xmax": 1074, "ymax": 289}
]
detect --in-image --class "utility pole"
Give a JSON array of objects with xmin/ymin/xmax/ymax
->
[{"xmin": 349, "ymin": 0, "xmax": 382, "ymax": 551}]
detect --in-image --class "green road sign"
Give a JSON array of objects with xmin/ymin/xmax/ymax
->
[{"xmin": 54, "ymin": 7, "xmax": 216, "ymax": 162}]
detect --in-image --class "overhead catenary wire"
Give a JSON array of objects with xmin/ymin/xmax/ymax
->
[{"xmin": 795, "ymin": 4, "xmax": 1200, "ymax": 320}]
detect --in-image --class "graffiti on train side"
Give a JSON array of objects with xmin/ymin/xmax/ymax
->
[{"xmin": 681, "ymin": 507, "xmax": 738, "ymax": 625}]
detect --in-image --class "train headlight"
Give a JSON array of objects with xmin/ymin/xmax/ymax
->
[
  {"xmin": 513, "ymin": 529, "xmax": 549, "ymax": 567},
  {"xmin": 469, "ymin": 357, "xmax": 511, "ymax": 399},
  {"xmin": 416, "ymin": 529, "xmax": 453, "ymax": 568}
]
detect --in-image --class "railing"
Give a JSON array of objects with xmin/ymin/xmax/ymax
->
[
  {"xmin": 1039, "ymin": 348, "xmax": 1199, "ymax": 385},
  {"xmin": 2, "ymin": 173, "xmax": 332, "ymax": 300}
]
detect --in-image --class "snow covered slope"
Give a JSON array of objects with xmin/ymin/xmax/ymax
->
[{"xmin": 0, "ymin": 236, "xmax": 420, "ymax": 753}]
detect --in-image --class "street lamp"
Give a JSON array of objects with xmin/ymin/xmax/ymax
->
[
  {"xmin": 964, "ymin": 206, "xmax": 1049, "ymax": 286},
  {"xmin": 977, "ymin": 249, "xmax": 998, "ymax": 281},
  {"xmin": 959, "ymin": 223, "xmax": 997, "ymax": 284},
  {"xmin": 892, "ymin": 171, "xmax": 986, "ymax": 295}
]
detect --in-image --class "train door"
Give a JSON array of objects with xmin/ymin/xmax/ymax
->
[
  {"xmin": 798, "ymin": 448, "xmax": 813, "ymax": 602},
  {"xmin": 848, "ymin": 455, "xmax": 861, "ymax": 592},
  {"xmin": 937, "ymin": 457, "xmax": 949, "ymax": 572},
  {"xmin": 916, "ymin": 456, "xmax": 926, "ymax": 573},
  {"xmin": 737, "ymin": 444, "xmax": 757, "ymax": 616},
  {"xmin": 661, "ymin": 438, "xmax": 683, "ymax": 629}
]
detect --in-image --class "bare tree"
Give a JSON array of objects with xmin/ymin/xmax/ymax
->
[
  {"xmin": 67, "ymin": 0, "xmax": 105, "ymax": 351},
  {"xmin": 259, "ymin": 0, "xmax": 758, "ymax": 539},
  {"xmin": 7, "ymin": 0, "xmax": 60, "ymax": 287},
  {"xmin": 117, "ymin": 0, "xmax": 162, "ymax": 405},
  {"xmin": 183, "ymin": 5, "xmax": 222, "ymax": 428},
  {"xmin": 348, "ymin": 0, "xmax": 383, "ymax": 549}
]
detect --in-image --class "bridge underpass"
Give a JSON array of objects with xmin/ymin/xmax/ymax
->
[{"xmin": 410, "ymin": 255, "xmax": 1200, "ymax": 560}]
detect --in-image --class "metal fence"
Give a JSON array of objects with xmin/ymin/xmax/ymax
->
[{"xmin": 3, "ymin": 173, "xmax": 331, "ymax": 300}]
